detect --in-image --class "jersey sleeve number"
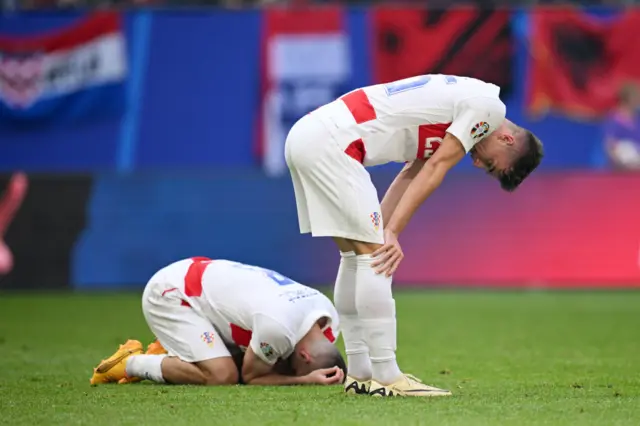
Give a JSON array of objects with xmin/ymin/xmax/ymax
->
[
  {"xmin": 417, "ymin": 124, "xmax": 448, "ymax": 159},
  {"xmin": 384, "ymin": 75, "xmax": 457, "ymax": 96},
  {"xmin": 384, "ymin": 75, "xmax": 431, "ymax": 96},
  {"xmin": 421, "ymin": 137, "xmax": 442, "ymax": 159},
  {"xmin": 232, "ymin": 264, "xmax": 295, "ymax": 286},
  {"xmin": 263, "ymin": 269, "xmax": 295, "ymax": 286}
]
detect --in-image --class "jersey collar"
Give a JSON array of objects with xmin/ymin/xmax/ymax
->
[{"xmin": 296, "ymin": 309, "xmax": 333, "ymax": 342}]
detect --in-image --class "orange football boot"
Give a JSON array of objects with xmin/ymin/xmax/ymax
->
[
  {"xmin": 90, "ymin": 340, "xmax": 143, "ymax": 385},
  {"xmin": 117, "ymin": 339, "xmax": 168, "ymax": 384},
  {"xmin": 145, "ymin": 339, "xmax": 168, "ymax": 355}
]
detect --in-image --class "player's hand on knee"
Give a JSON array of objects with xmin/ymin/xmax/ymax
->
[
  {"xmin": 372, "ymin": 230, "xmax": 404, "ymax": 277},
  {"xmin": 302, "ymin": 366, "xmax": 344, "ymax": 385}
]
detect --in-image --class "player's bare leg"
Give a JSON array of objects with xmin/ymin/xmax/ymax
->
[
  {"xmin": 340, "ymin": 238, "xmax": 451, "ymax": 397},
  {"xmin": 131, "ymin": 356, "xmax": 238, "ymax": 385},
  {"xmin": 125, "ymin": 349, "xmax": 238, "ymax": 385},
  {"xmin": 91, "ymin": 339, "xmax": 238, "ymax": 385},
  {"xmin": 333, "ymin": 237, "xmax": 372, "ymax": 395}
]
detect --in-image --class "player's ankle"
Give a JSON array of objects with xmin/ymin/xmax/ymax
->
[
  {"xmin": 346, "ymin": 353, "xmax": 372, "ymax": 382},
  {"xmin": 371, "ymin": 358, "xmax": 403, "ymax": 385},
  {"xmin": 126, "ymin": 354, "xmax": 167, "ymax": 383},
  {"xmin": 348, "ymin": 375, "xmax": 372, "ymax": 382}
]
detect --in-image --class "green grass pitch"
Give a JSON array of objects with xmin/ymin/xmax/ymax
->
[{"xmin": 1, "ymin": 290, "xmax": 639, "ymax": 425}]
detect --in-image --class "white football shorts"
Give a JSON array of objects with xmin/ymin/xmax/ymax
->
[
  {"xmin": 285, "ymin": 113, "xmax": 384, "ymax": 244},
  {"xmin": 141, "ymin": 266, "xmax": 231, "ymax": 363}
]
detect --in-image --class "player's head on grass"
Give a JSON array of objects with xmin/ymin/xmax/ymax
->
[
  {"xmin": 289, "ymin": 325, "xmax": 347, "ymax": 381},
  {"xmin": 470, "ymin": 120, "xmax": 544, "ymax": 192}
]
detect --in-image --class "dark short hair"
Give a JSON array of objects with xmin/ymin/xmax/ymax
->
[
  {"xmin": 499, "ymin": 129, "xmax": 544, "ymax": 192},
  {"xmin": 314, "ymin": 346, "xmax": 347, "ymax": 383}
]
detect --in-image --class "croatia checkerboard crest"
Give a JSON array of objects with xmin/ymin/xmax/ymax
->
[
  {"xmin": 200, "ymin": 331, "xmax": 215, "ymax": 347},
  {"xmin": 370, "ymin": 212, "xmax": 381, "ymax": 231}
]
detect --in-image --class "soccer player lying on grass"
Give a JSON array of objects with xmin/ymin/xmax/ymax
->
[{"xmin": 90, "ymin": 257, "xmax": 346, "ymax": 386}]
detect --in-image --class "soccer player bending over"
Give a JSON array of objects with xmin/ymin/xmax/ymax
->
[
  {"xmin": 285, "ymin": 74, "xmax": 544, "ymax": 397},
  {"xmin": 90, "ymin": 258, "xmax": 345, "ymax": 386}
]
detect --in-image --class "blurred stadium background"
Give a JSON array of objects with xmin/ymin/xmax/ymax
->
[{"xmin": 1, "ymin": 2, "xmax": 640, "ymax": 425}]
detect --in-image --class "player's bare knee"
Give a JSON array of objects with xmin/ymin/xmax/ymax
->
[
  {"xmin": 333, "ymin": 238, "xmax": 356, "ymax": 253},
  {"xmin": 349, "ymin": 240, "xmax": 382, "ymax": 255}
]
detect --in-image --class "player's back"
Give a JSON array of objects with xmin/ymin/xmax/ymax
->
[
  {"xmin": 314, "ymin": 74, "xmax": 501, "ymax": 147},
  {"xmin": 145, "ymin": 257, "xmax": 339, "ymax": 353},
  {"xmin": 189, "ymin": 259, "xmax": 338, "ymax": 346},
  {"xmin": 152, "ymin": 257, "xmax": 332, "ymax": 306},
  {"xmin": 200, "ymin": 259, "xmax": 330, "ymax": 317}
]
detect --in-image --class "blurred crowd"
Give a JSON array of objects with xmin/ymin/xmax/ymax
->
[{"xmin": 8, "ymin": 0, "xmax": 640, "ymax": 10}]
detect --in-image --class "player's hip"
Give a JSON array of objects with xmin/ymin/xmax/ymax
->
[
  {"xmin": 142, "ymin": 263, "xmax": 208, "ymax": 315},
  {"xmin": 286, "ymin": 113, "xmax": 352, "ymax": 169}
]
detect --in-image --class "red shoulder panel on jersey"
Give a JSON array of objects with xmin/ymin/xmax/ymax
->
[
  {"xmin": 230, "ymin": 323, "xmax": 252, "ymax": 348},
  {"xmin": 184, "ymin": 257, "xmax": 213, "ymax": 297},
  {"xmin": 344, "ymin": 139, "xmax": 365, "ymax": 163},
  {"xmin": 340, "ymin": 89, "xmax": 377, "ymax": 124}
]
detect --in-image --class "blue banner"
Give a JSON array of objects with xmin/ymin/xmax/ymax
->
[
  {"xmin": 0, "ymin": 12, "xmax": 126, "ymax": 126},
  {"xmin": 0, "ymin": 9, "xmax": 611, "ymax": 172}
]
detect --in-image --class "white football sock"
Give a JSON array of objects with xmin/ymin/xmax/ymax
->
[
  {"xmin": 125, "ymin": 354, "xmax": 167, "ymax": 383},
  {"xmin": 334, "ymin": 251, "xmax": 372, "ymax": 380},
  {"xmin": 355, "ymin": 254, "xmax": 402, "ymax": 385}
]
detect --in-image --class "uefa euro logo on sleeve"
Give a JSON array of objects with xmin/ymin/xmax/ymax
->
[
  {"xmin": 471, "ymin": 122, "xmax": 490, "ymax": 140},
  {"xmin": 201, "ymin": 331, "xmax": 215, "ymax": 348},
  {"xmin": 260, "ymin": 342, "xmax": 275, "ymax": 359},
  {"xmin": 370, "ymin": 212, "xmax": 381, "ymax": 231}
]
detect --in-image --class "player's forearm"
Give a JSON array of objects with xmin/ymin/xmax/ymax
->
[
  {"xmin": 385, "ymin": 163, "xmax": 446, "ymax": 235},
  {"xmin": 243, "ymin": 373, "xmax": 307, "ymax": 386},
  {"xmin": 381, "ymin": 161, "xmax": 424, "ymax": 223},
  {"xmin": 381, "ymin": 176, "xmax": 412, "ymax": 223}
]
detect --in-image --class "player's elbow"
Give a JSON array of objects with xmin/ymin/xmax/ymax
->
[
  {"xmin": 241, "ymin": 366, "xmax": 260, "ymax": 385},
  {"xmin": 241, "ymin": 374, "xmax": 261, "ymax": 385},
  {"xmin": 420, "ymin": 160, "xmax": 451, "ymax": 184},
  {"xmin": 402, "ymin": 159, "xmax": 426, "ymax": 178}
]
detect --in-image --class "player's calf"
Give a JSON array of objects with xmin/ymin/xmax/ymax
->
[
  {"xmin": 335, "ymin": 237, "xmax": 403, "ymax": 387},
  {"xmin": 129, "ymin": 355, "xmax": 239, "ymax": 385},
  {"xmin": 91, "ymin": 340, "xmax": 239, "ymax": 386}
]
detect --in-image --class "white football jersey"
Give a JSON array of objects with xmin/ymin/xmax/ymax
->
[
  {"xmin": 312, "ymin": 74, "xmax": 506, "ymax": 166},
  {"xmin": 157, "ymin": 257, "xmax": 339, "ymax": 365}
]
